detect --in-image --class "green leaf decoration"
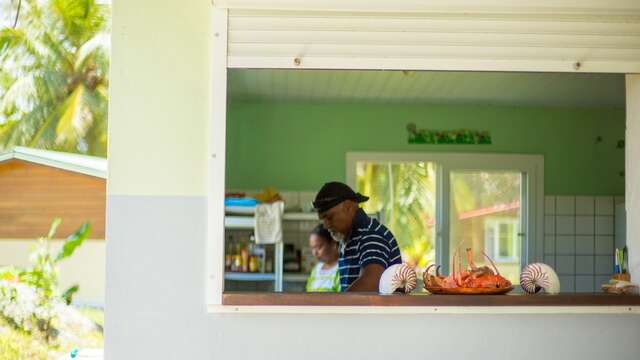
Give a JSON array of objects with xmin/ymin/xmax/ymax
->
[{"xmin": 407, "ymin": 123, "xmax": 492, "ymax": 145}]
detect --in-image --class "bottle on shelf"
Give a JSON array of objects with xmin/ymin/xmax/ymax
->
[
  {"xmin": 224, "ymin": 236, "xmax": 233, "ymax": 271},
  {"xmin": 240, "ymin": 238, "xmax": 249, "ymax": 272}
]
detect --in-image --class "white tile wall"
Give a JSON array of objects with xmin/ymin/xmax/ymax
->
[
  {"xmin": 575, "ymin": 196, "xmax": 595, "ymax": 215},
  {"xmin": 544, "ymin": 196, "xmax": 556, "ymax": 215},
  {"xmin": 544, "ymin": 215, "xmax": 555, "ymax": 235},
  {"xmin": 556, "ymin": 196, "xmax": 575, "ymax": 215},
  {"xmin": 595, "ymin": 255, "xmax": 614, "ymax": 275},
  {"xmin": 595, "ymin": 275, "xmax": 611, "ymax": 289},
  {"xmin": 595, "ymin": 196, "xmax": 614, "ymax": 215},
  {"xmin": 575, "ymin": 256, "xmax": 594, "ymax": 274},
  {"xmin": 575, "ymin": 275, "xmax": 595, "ymax": 293},
  {"xmin": 299, "ymin": 192, "xmax": 316, "ymax": 213},
  {"xmin": 575, "ymin": 216, "xmax": 595, "ymax": 235},
  {"xmin": 544, "ymin": 195, "xmax": 622, "ymax": 293},
  {"xmin": 544, "ymin": 235, "xmax": 555, "ymax": 255},
  {"xmin": 575, "ymin": 236, "xmax": 595, "ymax": 255},
  {"xmin": 595, "ymin": 216, "xmax": 614, "ymax": 235},
  {"xmin": 556, "ymin": 235, "xmax": 575, "ymax": 254},
  {"xmin": 595, "ymin": 236, "xmax": 614, "ymax": 255},
  {"xmin": 556, "ymin": 255, "xmax": 575, "ymax": 274},
  {"xmin": 280, "ymin": 192, "xmax": 300, "ymax": 211},
  {"xmin": 559, "ymin": 275, "xmax": 576, "ymax": 292},
  {"xmin": 556, "ymin": 216, "xmax": 575, "ymax": 235},
  {"xmin": 543, "ymin": 255, "xmax": 556, "ymax": 268}
]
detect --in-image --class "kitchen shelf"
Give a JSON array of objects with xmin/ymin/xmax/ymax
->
[
  {"xmin": 224, "ymin": 212, "xmax": 316, "ymax": 230},
  {"xmin": 284, "ymin": 273, "xmax": 310, "ymax": 282},
  {"xmin": 224, "ymin": 209, "xmax": 316, "ymax": 292},
  {"xmin": 225, "ymin": 272, "xmax": 309, "ymax": 283},
  {"xmin": 224, "ymin": 205, "xmax": 256, "ymax": 215},
  {"xmin": 283, "ymin": 213, "xmax": 317, "ymax": 221},
  {"xmin": 225, "ymin": 272, "xmax": 275, "ymax": 281},
  {"xmin": 224, "ymin": 216, "xmax": 255, "ymax": 229}
]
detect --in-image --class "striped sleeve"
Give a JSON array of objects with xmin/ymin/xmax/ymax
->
[{"xmin": 359, "ymin": 236, "xmax": 390, "ymax": 268}]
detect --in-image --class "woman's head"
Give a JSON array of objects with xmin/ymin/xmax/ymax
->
[{"xmin": 309, "ymin": 224, "xmax": 339, "ymax": 264}]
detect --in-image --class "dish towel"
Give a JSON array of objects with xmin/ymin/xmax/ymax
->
[{"xmin": 254, "ymin": 201, "xmax": 284, "ymax": 244}]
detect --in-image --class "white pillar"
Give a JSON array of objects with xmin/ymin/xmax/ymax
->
[{"xmin": 626, "ymin": 75, "xmax": 640, "ymax": 281}]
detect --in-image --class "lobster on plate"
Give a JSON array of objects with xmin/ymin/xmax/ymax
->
[{"xmin": 423, "ymin": 248, "xmax": 512, "ymax": 294}]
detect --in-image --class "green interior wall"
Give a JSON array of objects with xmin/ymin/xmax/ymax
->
[{"xmin": 226, "ymin": 101, "xmax": 625, "ymax": 195}]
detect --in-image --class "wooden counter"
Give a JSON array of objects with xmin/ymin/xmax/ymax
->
[{"xmin": 223, "ymin": 292, "xmax": 640, "ymax": 307}]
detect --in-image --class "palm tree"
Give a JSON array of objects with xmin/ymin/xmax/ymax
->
[
  {"xmin": 357, "ymin": 162, "xmax": 437, "ymax": 268},
  {"xmin": 0, "ymin": 0, "xmax": 110, "ymax": 157}
]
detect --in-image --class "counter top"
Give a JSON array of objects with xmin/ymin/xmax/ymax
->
[{"xmin": 222, "ymin": 292, "xmax": 640, "ymax": 307}]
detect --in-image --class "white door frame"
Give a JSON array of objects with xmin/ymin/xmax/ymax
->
[{"xmin": 345, "ymin": 152, "xmax": 544, "ymax": 275}]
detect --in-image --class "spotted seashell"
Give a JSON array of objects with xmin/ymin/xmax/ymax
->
[
  {"xmin": 379, "ymin": 263, "xmax": 417, "ymax": 294},
  {"xmin": 520, "ymin": 263, "xmax": 561, "ymax": 294}
]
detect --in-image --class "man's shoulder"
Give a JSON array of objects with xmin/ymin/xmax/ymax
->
[
  {"xmin": 370, "ymin": 218, "xmax": 393, "ymax": 234},
  {"xmin": 356, "ymin": 220, "xmax": 395, "ymax": 242}
]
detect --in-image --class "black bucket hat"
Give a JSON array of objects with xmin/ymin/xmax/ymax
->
[{"xmin": 312, "ymin": 182, "xmax": 369, "ymax": 213}]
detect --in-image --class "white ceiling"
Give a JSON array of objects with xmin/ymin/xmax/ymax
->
[{"xmin": 228, "ymin": 69, "xmax": 625, "ymax": 108}]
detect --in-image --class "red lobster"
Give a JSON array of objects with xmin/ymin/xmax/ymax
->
[{"xmin": 423, "ymin": 248, "xmax": 512, "ymax": 289}]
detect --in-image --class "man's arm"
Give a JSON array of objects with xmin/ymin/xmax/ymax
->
[{"xmin": 346, "ymin": 263, "xmax": 385, "ymax": 292}]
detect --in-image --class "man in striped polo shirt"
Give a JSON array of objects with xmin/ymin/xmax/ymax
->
[{"xmin": 313, "ymin": 182, "xmax": 402, "ymax": 292}]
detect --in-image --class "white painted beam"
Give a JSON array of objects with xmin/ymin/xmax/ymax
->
[
  {"xmin": 207, "ymin": 7, "xmax": 229, "ymax": 306},
  {"xmin": 227, "ymin": 9, "xmax": 640, "ymax": 73},
  {"xmin": 215, "ymin": 0, "xmax": 640, "ymax": 15},
  {"xmin": 627, "ymin": 75, "xmax": 640, "ymax": 282}
]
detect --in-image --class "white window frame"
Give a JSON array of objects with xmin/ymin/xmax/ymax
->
[
  {"xmin": 206, "ymin": 4, "xmax": 637, "ymax": 313},
  {"xmin": 485, "ymin": 217, "xmax": 520, "ymax": 263},
  {"xmin": 345, "ymin": 152, "xmax": 544, "ymax": 274}
]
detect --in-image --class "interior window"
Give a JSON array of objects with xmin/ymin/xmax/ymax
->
[{"xmin": 356, "ymin": 161, "xmax": 437, "ymax": 268}]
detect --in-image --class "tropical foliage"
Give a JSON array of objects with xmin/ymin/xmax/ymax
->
[
  {"xmin": 356, "ymin": 162, "xmax": 437, "ymax": 268},
  {"xmin": 0, "ymin": 219, "xmax": 103, "ymax": 359},
  {"xmin": 0, "ymin": 0, "xmax": 110, "ymax": 156},
  {"xmin": 0, "ymin": 218, "xmax": 90, "ymax": 340}
]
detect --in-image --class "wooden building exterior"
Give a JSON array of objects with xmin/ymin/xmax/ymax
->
[{"xmin": 0, "ymin": 147, "xmax": 107, "ymax": 239}]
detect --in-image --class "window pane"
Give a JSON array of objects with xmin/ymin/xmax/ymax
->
[
  {"xmin": 449, "ymin": 171, "xmax": 521, "ymax": 283},
  {"xmin": 356, "ymin": 162, "xmax": 437, "ymax": 268}
]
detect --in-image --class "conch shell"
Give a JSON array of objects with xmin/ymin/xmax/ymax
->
[
  {"xmin": 379, "ymin": 263, "xmax": 417, "ymax": 294},
  {"xmin": 520, "ymin": 263, "xmax": 560, "ymax": 294}
]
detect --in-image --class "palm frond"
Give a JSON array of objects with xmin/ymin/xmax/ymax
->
[
  {"xmin": 55, "ymin": 84, "xmax": 85, "ymax": 148},
  {"xmin": 0, "ymin": 0, "xmax": 109, "ymax": 155},
  {"xmin": 74, "ymin": 31, "xmax": 109, "ymax": 72}
]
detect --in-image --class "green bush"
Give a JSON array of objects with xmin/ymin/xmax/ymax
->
[{"xmin": 0, "ymin": 218, "xmax": 90, "ymax": 342}]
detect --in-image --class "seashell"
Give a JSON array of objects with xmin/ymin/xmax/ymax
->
[
  {"xmin": 379, "ymin": 263, "xmax": 417, "ymax": 294},
  {"xmin": 520, "ymin": 263, "xmax": 561, "ymax": 294}
]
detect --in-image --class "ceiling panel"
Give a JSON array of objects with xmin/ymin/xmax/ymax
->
[{"xmin": 228, "ymin": 69, "xmax": 625, "ymax": 108}]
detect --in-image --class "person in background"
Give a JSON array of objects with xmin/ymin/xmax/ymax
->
[
  {"xmin": 305, "ymin": 224, "xmax": 341, "ymax": 292},
  {"xmin": 313, "ymin": 181, "xmax": 401, "ymax": 292}
]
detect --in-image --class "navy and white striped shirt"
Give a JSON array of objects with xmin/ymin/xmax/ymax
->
[{"xmin": 338, "ymin": 208, "xmax": 402, "ymax": 291}]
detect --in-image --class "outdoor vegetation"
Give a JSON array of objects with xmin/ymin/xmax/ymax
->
[
  {"xmin": 0, "ymin": 0, "xmax": 108, "ymax": 357},
  {"xmin": 357, "ymin": 162, "xmax": 437, "ymax": 268},
  {"xmin": 0, "ymin": 0, "xmax": 110, "ymax": 157},
  {"xmin": 0, "ymin": 219, "xmax": 103, "ymax": 359}
]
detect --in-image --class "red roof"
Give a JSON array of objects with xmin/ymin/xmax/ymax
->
[
  {"xmin": 423, "ymin": 200, "xmax": 519, "ymax": 227},
  {"xmin": 458, "ymin": 201, "xmax": 520, "ymax": 220}
]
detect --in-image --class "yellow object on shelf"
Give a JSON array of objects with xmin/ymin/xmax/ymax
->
[{"xmin": 255, "ymin": 187, "xmax": 283, "ymax": 204}]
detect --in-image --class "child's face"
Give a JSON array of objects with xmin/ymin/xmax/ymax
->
[{"xmin": 309, "ymin": 234, "xmax": 338, "ymax": 263}]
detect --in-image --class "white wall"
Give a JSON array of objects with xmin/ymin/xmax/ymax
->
[
  {"xmin": 0, "ymin": 240, "xmax": 105, "ymax": 304},
  {"xmin": 627, "ymin": 75, "xmax": 640, "ymax": 280},
  {"xmin": 106, "ymin": 1, "xmax": 640, "ymax": 359}
]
